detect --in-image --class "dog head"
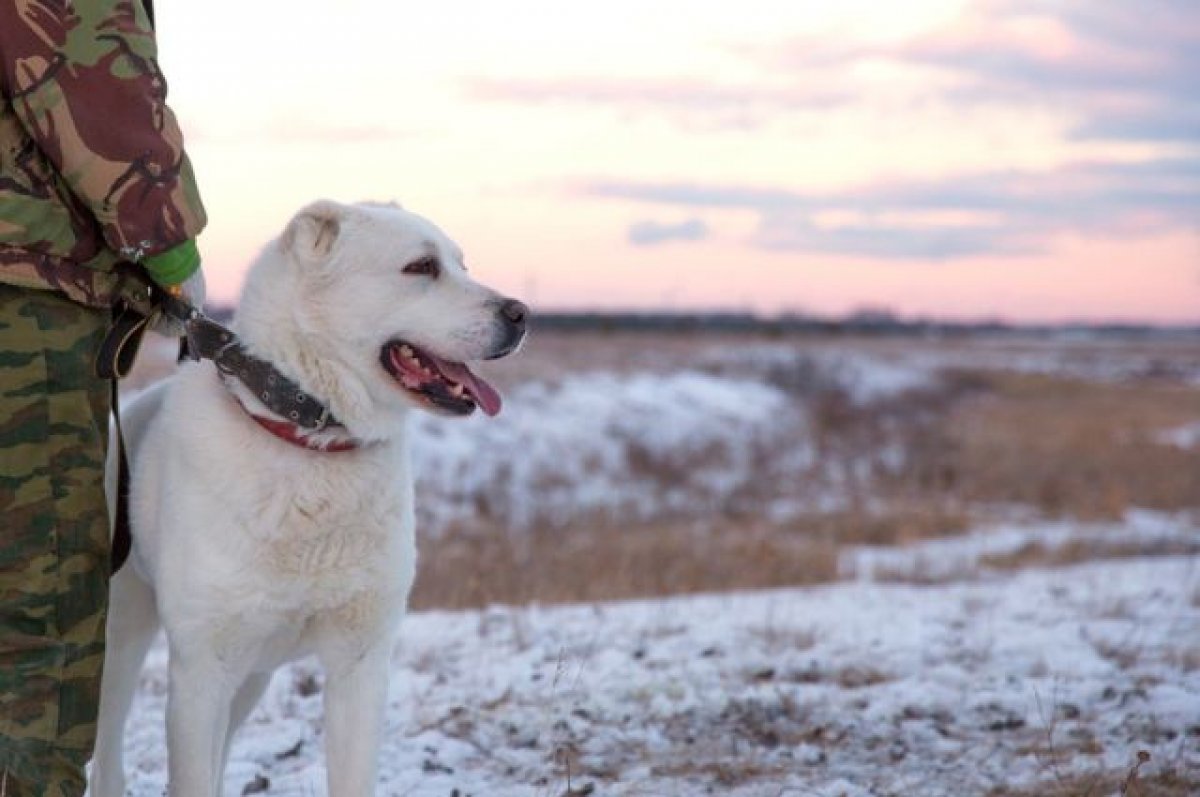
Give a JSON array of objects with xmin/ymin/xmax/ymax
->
[{"xmin": 237, "ymin": 199, "xmax": 528, "ymax": 432}]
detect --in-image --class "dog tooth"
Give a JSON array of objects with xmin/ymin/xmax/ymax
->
[
  {"xmin": 400, "ymin": 345, "xmax": 413, "ymax": 357},
  {"xmin": 449, "ymin": 383, "xmax": 464, "ymax": 397}
]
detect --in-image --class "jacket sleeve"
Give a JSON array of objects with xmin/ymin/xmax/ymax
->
[{"xmin": 0, "ymin": 0, "xmax": 206, "ymax": 262}]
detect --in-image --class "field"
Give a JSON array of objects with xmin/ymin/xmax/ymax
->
[
  {"xmin": 400, "ymin": 330, "xmax": 1200, "ymax": 607},
  {"xmin": 117, "ymin": 328, "xmax": 1200, "ymax": 795}
]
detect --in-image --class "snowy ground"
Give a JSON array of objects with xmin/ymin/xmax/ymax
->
[
  {"xmin": 109, "ymin": 551, "xmax": 1200, "ymax": 797},
  {"xmin": 843, "ymin": 510, "xmax": 1200, "ymax": 582}
]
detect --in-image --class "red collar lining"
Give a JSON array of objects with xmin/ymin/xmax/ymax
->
[
  {"xmin": 219, "ymin": 370, "xmax": 361, "ymax": 453},
  {"xmin": 247, "ymin": 413, "xmax": 361, "ymax": 452}
]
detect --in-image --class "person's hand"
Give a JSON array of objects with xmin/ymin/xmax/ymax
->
[
  {"xmin": 143, "ymin": 240, "xmax": 204, "ymax": 337},
  {"xmin": 150, "ymin": 268, "xmax": 205, "ymax": 338},
  {"xmin": 176, "ymin": 266, "xmax": 206, "ymax": 309}
]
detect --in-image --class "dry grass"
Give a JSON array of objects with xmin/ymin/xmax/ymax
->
[
  {"xmin": 409, "ymin": 522, "xmax": 840, "ymax": 611},
  {"xmin": 979, "ymin": 537, "xmax": 1200, "ymax": 571},
  {"xmin": 646, "ymin": 691, "xmax": 814, "ymax": 789},
  {"xmin": 930, "ymin": 372, "xmax": 1200, "ymax": 518},
  {"xmin": 794, "ymin": 365, "xmax": 1200, "ymax": 528},
  {"xmin": 795, "ymin": 505, "xmax": 973, "ymax": 546},
  {"xmin": 986, "ymin": 692, "xmax": 1199, "ymax": 797},
  {"xmin": 987, "ymin": 768, "xmax": 1200, "ymax": 797}
]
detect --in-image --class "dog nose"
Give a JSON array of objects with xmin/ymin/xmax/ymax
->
[
  {"xmin": 499, "ymin": 299, "xmax": 529, "ymax": 327},
  {"xmin": 487, "ymin": 298, "xmax": 530, "ymax": 360}
]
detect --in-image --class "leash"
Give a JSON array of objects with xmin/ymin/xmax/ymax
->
[
  {"xmin": 97, "ymin": 286, "xmax": 157, "ymax": 574},
  {"xmin": 107, "ymin": 381, "xmax": 134, "ymax": 574},
  {"xmin": 96, "ymin": 274, "xmax": 346, "ymax": 573}
]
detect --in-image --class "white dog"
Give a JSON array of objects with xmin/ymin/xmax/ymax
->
[{"xmin": 89, "ymin": 200, "xmax": 527, "ymax": 797}]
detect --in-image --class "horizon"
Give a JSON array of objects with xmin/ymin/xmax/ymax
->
[
  {"xmin": 156, "ymin": 1, "xmax": 1198, "ymax": 325},
  {"xmin": 199, "ymin": 298, "xmax": 1200, "ymax": 330}
]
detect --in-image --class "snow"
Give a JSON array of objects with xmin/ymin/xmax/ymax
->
[
  {"xmin": 107, "ymin": 552, "xmax": 1200, "ymax": 797},
  {"xmin": 699, "ymin": 345, "xmax": 938, "ymax": 404},
  {"xmin": 405, "ymin": 352, "xmax": 944, "ymax": 537},
  {"xmin": 410, "ymin": 372, "xmax": 803, "ymax": 533},
  {"xmin": 1156, "ymin": 422, "xmax": 1200, "ymax": 451},
  {"xmin": 844, "ymin": 509, "xmax": 1200, "ymax": 582}
]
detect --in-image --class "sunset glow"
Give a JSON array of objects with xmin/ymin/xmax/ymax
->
[{"xmin": 156, "ymin": 0, "xmax": 1198, "ymax": 323}]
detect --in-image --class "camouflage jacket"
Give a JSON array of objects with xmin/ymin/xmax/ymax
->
[{"xmin": 0, "ymin": 0, "xmax": 206, "ymax": 307}]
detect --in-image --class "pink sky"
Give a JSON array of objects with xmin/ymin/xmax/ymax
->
[{"xmin": 157, "ymin": 0, "xmax": 1199, "ymax": 324}]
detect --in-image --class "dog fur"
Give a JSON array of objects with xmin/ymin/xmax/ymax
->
[{"xmin": 89, "ymin": 200, "xmax": 526, "ymax": 797}]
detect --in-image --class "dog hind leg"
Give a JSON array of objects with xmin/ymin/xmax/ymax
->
[{"xmin": 90, "ymin": 566, "xmax": 161, "ymax": 797}]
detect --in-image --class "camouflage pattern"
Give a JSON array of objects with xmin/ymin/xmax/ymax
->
[
  {"xmin": 0, "ymin": 0, "xmax": 207, "ymax": 307},
  {"xmin": 0, "ymin": 283, "xmax": 111, "ymax": 796}
]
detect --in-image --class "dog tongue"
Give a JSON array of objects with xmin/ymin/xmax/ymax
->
[{"xmin": 428, "ymin": 355, "xmax": 502, "ymax": 416}]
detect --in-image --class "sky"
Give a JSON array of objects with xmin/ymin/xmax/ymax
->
[{"xmin": 155, "ymin": 0, "xmax": 1199, "ymax": 323}]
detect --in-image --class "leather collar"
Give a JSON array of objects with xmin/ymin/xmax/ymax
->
[
  {"xmin": 181, "ymin": 314, "xmax": 364, "ymax": 452},
  {"xmin": 219, "ymin": 371, "xmax": 363, "ymax": 452},
  {"xmin": 184, "ymin": 314, "xmax": 340, "ymax": 431}
]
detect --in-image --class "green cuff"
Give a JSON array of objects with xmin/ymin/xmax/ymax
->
[{"xmin": 143, "ymin": 239, "xmax": 201, "ymax": 285}]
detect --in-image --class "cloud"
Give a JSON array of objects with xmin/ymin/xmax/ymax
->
[
  {"xmin": 463, "ymin": 76, "xmax": 852, "ymax": 130},
  {"xmin": 1073, "ymin": 111, "xmax": 1200, "ymax": 144},
  {"xmin": 262, "ymin": 117, "xmax": 419, "ymax": 144},
  {"xmin": 754, "ymin": 213, "xmax": 1037, "ymax": 259},
  {"xmin": 586, "ymin": 155, "xmax": 1200, "ymax": 259},
  {"xmin": 798, "ymin": 0, "xmax": 1200, "ymax": 145},
  {"xmin": 744, "ymin": 1, "xmax": 1199, "ymax": 151},
  {"xmin": 464, "ymin": 2, "xmax": 1198, "ymax": 146},
  {"xmin": 462, "ymin": 2, "xmax": 1197, "ymax": 146},
  {"xmin": 189, "ymin": 115, "xmax": 419, "ymax": 145},
  {"xmin": 591, "ymin": 181, "xmax": 805, "ymax": 211},
  {"xmin": 627, "ymin": 218, "xmax": 710, "ymax": 246},
  {"xmin": 466, "ymin": 76, "xmax": 848, "ymax": 111}
]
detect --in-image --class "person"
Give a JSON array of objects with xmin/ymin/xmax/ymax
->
[{"xmin": 0, "ymin": 0, "xmax": 206, "ymax": 794}]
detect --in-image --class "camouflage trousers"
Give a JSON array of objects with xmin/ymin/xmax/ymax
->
[{"xmin": 0, "ymin": 284, "xmax": 111, "ymax": 797}]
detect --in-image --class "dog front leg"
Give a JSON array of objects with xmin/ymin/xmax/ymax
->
[
  {"xmin": 166, "ymin": 653, "xmax": 234, "ymax": 797},
  {"xmin": 321, "ymin": 645, "xmax": 391, "ymax": 797}
]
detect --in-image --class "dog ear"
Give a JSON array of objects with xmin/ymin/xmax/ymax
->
[{"xmin": 283, "ymin": 200, "xmax": 344, "ymax": 262}]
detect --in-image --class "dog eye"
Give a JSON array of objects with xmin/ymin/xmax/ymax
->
[{"xmin": 402, "ymin": 257, "xmax": 440, "ymax": 278}]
